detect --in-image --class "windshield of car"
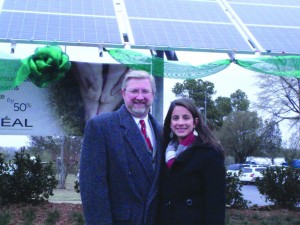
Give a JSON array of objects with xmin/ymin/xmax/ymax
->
[
  {"xmin": 255, "ymin": 168, "xmax": 266, "ymax": 172},
  {"xmin": 228, "ymin": 164, "xmax": 240, "ymax": 170},
  {"xmin": 242, "ymin": 168, "xmax": 252, "ymax": 173}
]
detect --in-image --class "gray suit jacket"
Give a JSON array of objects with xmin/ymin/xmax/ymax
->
[{"xmin": 80, "ymin": 105, "xmax": 163, "ymax": 225}]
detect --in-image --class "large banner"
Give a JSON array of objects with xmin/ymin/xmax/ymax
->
[{"xmin": 0, "ymin": 62, "xmax": 134, "ymax": 136}]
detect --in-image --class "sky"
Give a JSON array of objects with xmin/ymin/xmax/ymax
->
[
  {"xmin": 0, "ymin": 44, "xmax": 280, "ymax": 147},
  {"xmin": 163, "ymin": 51, "xmax": 259, "ymax": 114}
]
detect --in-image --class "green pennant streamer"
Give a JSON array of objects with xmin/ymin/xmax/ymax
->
[
  {"xmin": 236, "ymin": 56, "xmax": 300, "ymax": 78},
  {"xmin": 108, "ymin": 48, "xmax": 300, "ymax": 79},
  {"xmin": 108, "ymin": 48, "xmax": 231, "ymax": 79},
  {"xmin": 1, "ymin": 46, "xmax": 300, "ymax": 95},
  {"xmin": 0, "ymin": 45, "xmax": 71, "ymax": 93}
]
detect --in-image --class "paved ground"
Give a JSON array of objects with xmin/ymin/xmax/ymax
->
[{"xmin": 241, "ymin": 184, "xmax": 272, "ymax": 206}]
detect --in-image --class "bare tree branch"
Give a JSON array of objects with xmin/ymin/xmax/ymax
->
[{"xmin": 254, "ymin": 75, "xmax": 300, "ymax": 127}]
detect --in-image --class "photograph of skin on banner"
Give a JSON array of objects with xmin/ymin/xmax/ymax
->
[
  {"xmin": 0, "ymin": 62, "xmax": 130, "ymax": 136},
  {"xmin": 73, "ymin": 62, "xmax": 129, "ymax": 123}
]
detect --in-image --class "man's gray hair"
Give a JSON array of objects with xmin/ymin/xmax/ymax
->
[{"xmin": 121, "ymin": 70, "xmax": 156, "ymax": 93}]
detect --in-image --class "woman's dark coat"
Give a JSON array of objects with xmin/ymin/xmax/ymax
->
[{"xmin": 158, "ymin": 142, "xmax": 226, "ymax": 225}]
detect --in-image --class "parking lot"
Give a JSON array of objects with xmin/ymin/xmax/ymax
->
[{"xmin": 241, "ymin": 184, "xmax": 272, "ymax": 206}]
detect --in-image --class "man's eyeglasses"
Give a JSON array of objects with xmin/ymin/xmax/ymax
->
[{"xmin": 125, "ymin": 89, "xmax": 152, "ymax": 96}]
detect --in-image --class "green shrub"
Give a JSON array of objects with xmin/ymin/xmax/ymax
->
[
  {"xmin": 70, "ymin": 211, "xmax": 85, "ymax": 225},
  {"xmin": 256, "ymin": 166, "xmax": 300, "ymax": 209},
  {"xmin": 44, "ymin": 209, "xmax": 60, "ymax": 225},
  {"xmin": 0, "ymin": 150, "xmax": 58, "ymax": 205},
  {"xmin": 22, "ymin": 207, "xmax": 36, "ymax": 225},
  {"xmin": 0, "ymin": 210, "xmax": 11, "ymax": 225},
  {"xmin": 226, "ymin": 171, "xmax": 250, "ymax": 208}
]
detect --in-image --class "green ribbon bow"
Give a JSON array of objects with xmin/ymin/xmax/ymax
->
[{"xmin": 0, "ymin": 45, "xmax": 71, "ymax": 93}]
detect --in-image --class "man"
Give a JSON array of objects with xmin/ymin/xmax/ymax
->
[{"xmin": 80, "ymin": 70, "xmax": 163, "ymax": 225}]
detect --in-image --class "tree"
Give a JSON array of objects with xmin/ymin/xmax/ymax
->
[
  {"xmin": 28, "ymin": 136, "xmax": 82, "ymax": 188},
  {"xmin": 217, "ymin": 111, "xmax": 262, "ymax": 163},
  {"xmin": 172, "ymin": 79, "xmax": 215, "ymax": 109},
  {"xmin": 28, "ymin": 136, "xmax": 59, "ymax": 157},
  {"xmin": 283, "ymin": 130, "xmax": 300, "ymax": 165},
  {"xmin": 255, "ymin": 75, "xmax": 300, "ymax": 126},
  {"xmin": 172, "ymin": 79, "xmax": 250, "ymax": 129},
  {"xmin": 0, "ymin": 147, "xmax": 15, "ymax": 162},
  {"xmin": 172, "ymin": 79, "xmax": 219, "ymax": 127},
  {"xmin": 230, "ymin": 89, "xmax": 250, "ymax": 112},
  {"xmin": 260, "ymin": 119, "xmax": 282, "ymax": 164},
  {"xmin": 213, "ymin": 96, "xmax": 232, "ymax": 127},
  {"xmin": 212, "ymin": 89, "xmax": 250, "ymax": 128}
]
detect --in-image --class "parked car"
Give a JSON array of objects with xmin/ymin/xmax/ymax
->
[
  {"xmin": 248, "ymin": 164, "xmax": 268, "ymax": 168},
  {"xmin": 239, "ymin": 167, "xmax": 267, "ymax": 184},
  {"xmin": 227, "ymin": 163, "xmax": 251, "ymax": 177},
  {"xmin": 268, "ymin": 164, "xmax": 288, "ymax": 170},
  {"xmin": 291, "ymin": 159, "xmax": 300, "ymax": 169}
]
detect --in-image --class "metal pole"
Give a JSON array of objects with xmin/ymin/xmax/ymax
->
[{"xmin": 204, "ymin": 90, "xmax": 207, "ymax": 125}]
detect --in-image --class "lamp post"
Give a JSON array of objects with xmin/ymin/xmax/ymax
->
[
  {"xmin": 204, "ymin": 90, "xmax": 207, "ymax": 125},
  {"xmin": 204, "ymin": 86, "xmax": 211, "ymax": 125}
]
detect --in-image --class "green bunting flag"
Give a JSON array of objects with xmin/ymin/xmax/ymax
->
[
  {"xmin": 107, "ymin": 48, "xmax": 300, "ymax": 79},
  {"xmin": 236, "ymin": 56, "xmax": 300, "ymax": 78},
  {"xmin": 1, "ymin": 46, "xmax": 299, "ymax": 94},
  {"xmin": 107, "ymin": 48, "xmax": 231, "ymax": 79}
]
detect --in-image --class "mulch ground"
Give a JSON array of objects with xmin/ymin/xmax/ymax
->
[
  {"xmin": 0, "ymin": 202, "xmax": 83, "ymax": 225},
  {"xmin": 1, "ymin": 202, "xmax": 300, "ymax": 225}
]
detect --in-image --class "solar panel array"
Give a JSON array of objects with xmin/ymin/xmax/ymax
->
[
  {"xmin": 125, "ymin": 0, "xmax": 251, "ymax": 52},
  {"xmin": 228, "ymin": 0, "xmax": 300, "ymax": 54},
  {"xmin": 0, "ymin": 0, "xmax": 299, "ymax": 54},
  {"xmin": 0, "ymin": 0, "xmax": 122, "ymax": 45}
]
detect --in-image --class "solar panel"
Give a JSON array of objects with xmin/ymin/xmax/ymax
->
[
  {"xmin": 0, "ymin": 0, "xmax": 123, "ymax": 45},
  {"xmin": 227, "ymin": 0, "xmax": 300, "ymax": 7},
  {"xmin": 0, "ymin": 0, "xmax": 300, "ymax": 54},
  {"xmin": 228, "ymin": 1, "xmax": 300, "ymax": 54},
  {"xmin": 124, "ymin": 0, "xmax": 252, "ymax": 52},
  {"xmin": 130, "ymin": 20, "xmax": 250, "ymax": 51},
  {"xmin": 247, "ymin": 26, "xmax": 300, "ymax": 54},
  {"xmin": 3, "ymin": 0, "xmax": 116, "ymax": 16},
  {"xmin": 125, "ymin": 0, "xmax": 230, "ymax": 22},
  {"xmin": 230, "ymin": 4, "xmax": 300, "ymax": 27}
]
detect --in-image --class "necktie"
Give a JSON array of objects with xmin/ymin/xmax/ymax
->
[{"xmin": 139, "ymin": 120, "xmax": 153, "ymax": 151}]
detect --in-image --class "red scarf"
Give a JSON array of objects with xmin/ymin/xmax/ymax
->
[{"xmin": 166, "ymin": 132, "xmax": 196, "ymax": 169}]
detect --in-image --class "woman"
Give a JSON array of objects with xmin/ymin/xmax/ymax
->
[{"xmin": 158, "ymin": 98, "xmax": 226, "ymax": 225}]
